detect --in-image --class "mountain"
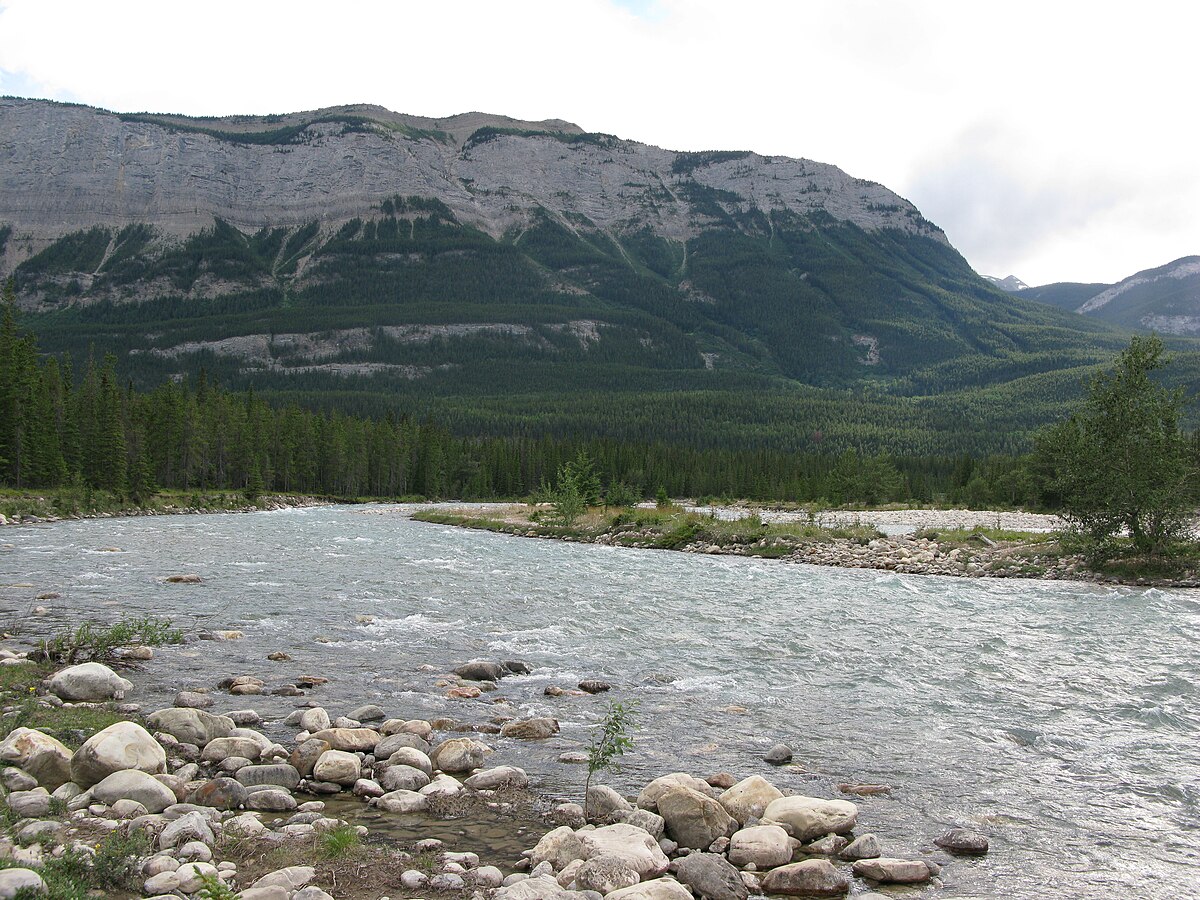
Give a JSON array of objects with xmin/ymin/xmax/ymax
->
[
  {"xmin": 0, "ymin": 97, "xmax": 1140, "ymax": 454},
  {"xmin": 982, "ymin": 274, "xmax": 1030, "ymax": 292},
  {"xmin": 1019, "ymin": 281, "xmax": 1109, "ymax": 311}
]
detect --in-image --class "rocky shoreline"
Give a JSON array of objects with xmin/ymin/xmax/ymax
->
[
  {"xmin": 0, "ymin": 644, "xmax": 991, "ymax": 899},
  {"xmin": 0, "ymin": 495, "xmax": 329, "ymax": 528}
]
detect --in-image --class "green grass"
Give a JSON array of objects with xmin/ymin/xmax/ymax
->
[
  {"xmin": 0, "ymin": 825, "xmax": 149, "ymax": 899},
  {"xmin": 317, "ymin": 825, "xmax": 362, "ymax": 859},
  {"xmin": 912, "ymin": 525, "xmax": 1048, "ymax": 545}
]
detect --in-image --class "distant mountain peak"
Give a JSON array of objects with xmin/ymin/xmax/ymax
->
[{"xmin": 983, "ymin": 274, "xmax": 1029, "ymax": 292}]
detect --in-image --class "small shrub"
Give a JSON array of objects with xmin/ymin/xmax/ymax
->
[
  {"xmin": 318, "ymin": 824, "xmax": 362, "ymax": 859},
  {"xmin": 35, "ymin": 616, "xmax": 184, "ymax": 665},
  {"xmin": 584, "ymin": 701, "xmax": 637, "ymax": 819}
]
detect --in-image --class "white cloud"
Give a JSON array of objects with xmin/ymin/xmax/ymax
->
[{"xmin": 0, "ymin": 0, "xmax": 1196, "ymax": 284}]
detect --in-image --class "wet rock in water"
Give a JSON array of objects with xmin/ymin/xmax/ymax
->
[
  {"xmin": 728, "ymin": 824, "xmax": 794, "ymax": 869},
  {"xmin": 762, "ymin": 796, "xmax": 858, "ymax": 842},
  {"xmin": 675, "ymin": 852, "xmax": 748, "ymax": 900},
  {"xmin": 838, "ymin": 832, "xmax": 881, "ymax": 860},
  {"xmin": 289, "ymin": 739, "xmax": 331, "ymax": 778},
  {"xmin": 147, "ymin": 708, "xmax": 234, "ymax": 748},
  {"xmin": 448, "ymin": 685, "xmax": 482, "ymax": 699},
  {"xmin": 47, "ymin": 662, "xmax": 133, "ymax": 702},
  {"xmin": 187, "ymin": 777, "xmax": 249, "ymax": 810},
  {"xmin": 500, "ymin": 717, "xmax": 561, "ymax": 740},
  {"xmin": 759, "ymin": 859, "xmax": 849, "ymax": 896},
  {"xmin": 503, "ymin": 660, "xmax": 534, "ymax": 675},
  {"xmin": 294, "ymin": 675, "xmax": 328, "ymax": 689},
  {"xmin": 419, "ymin": 773, "xmax": 462, "ymax": 797},
  {"xmin": 803, "ymin": 834, "xmax": 848, "ymax": 856},
  {"xmin": 559, "ymin": 751, "xmax": 590, "ymax": 764},
  {"xmin": 71, "ymin": 722, "xmax": 167, "ymax": 788},
  {"xmin": 0, "ymin": 727, "xmax": 73, "ymax": 790},
  {"xmin": 718, "ymin": 775, "xmax": 783, "ymax": 825},
  {"xmin": 576, "ymin": 855, "xmax": 640, "ymax": 894},
  {"xmin": 92, "ymin": 769, "xmax": 177, "ymax": 813},
  {"xmin": 430, "ymin": 737, "xmax": 490, "ymax": 773},
  {"xmin": 166, "ymin": 574, "xmax": 202, "ymax": 583},
  {"xmin": 381, "ymin": 718, "xmax": 433, "ymax": 739},
  {"xmin": 273, "ymin": 684, "xmax": 304, "ymax": 696},
  {"xmin": 763, "ymin": 743, "xmax": 793, "ymax": 765},
  {"xmin": 656, "ymin": 785, "xmax": 736, "ymax": 850},
  {"xmin": 347, "ymin": 704, "xmax": 385, "ymax": 722},
  {"xmin": 306, "ymin": 728, "xmax": 379, "ymax": 752},
  {"xmin": 578, "ymin": 680, "xmax": 612, "ymax": 694},
  {"xmin": 376, "ymin": 789, "xmax": 428, "ymax": 813},
  {"xmin": 838, "ymin": 782, "xmax": 891, "ymax": 796},
  {"xmin": 934, "ymin": 828, "xmax": 989, "ymax": 854},
  {"xmin": 851, "ymin": 857, "xmax": 933, "ymax": 883},
  {"xmin": 551, "ymin": 802, "xmax": 586, "ymax": 828},
  {"xmin": 173, "ymin": 691, "xmax": 215, "ymax": 710},
  {"xmin": 464, "ymin": 765, "xmax": 528, "ymax": 790},
  {"xmin": 267, "ymin": 651, "xmax": 291, "ymax": 661},
  {"xmin": 707, "ymin": 772, "xmax": 737, "ymax": 790},
  {"xmin": 121, "ymin": 645, "xmax": 154, "ymax": 661},
  {"xmin": 299, "ymin": 708, "xmax": 331, "ymax": 733},
  {"xmin": 227, "ymin": 709, "xmax": 263, "ymax": 727},
  {"xmin": 579, "ymin": 823, "xmax": 671, "ymax": 880},
  {"xmin": 455, "ymin": 661, "xmax": 506, "ymax": 681},
  {"xmin": 377, "ymin": 764, "xmax": 429, "ymax": 793},
  {"xmin": 586, "ymin": 784, "xmax": 633, "ymax": 821},
  {"xmin": 312, "ymin": 750, "xmax": 360, "ymax": 786}
]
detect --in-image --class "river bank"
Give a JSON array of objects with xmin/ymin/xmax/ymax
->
[
  {"xmin": 0, "ymin": 632, "xmax": 984, "ymax": 899},
  {"xmin": 411, "ymin": 503, "xmax": 1200, "ymax": 587},
  {"xmin": 0, "ymin": 492, "xmax": 336, "ymax": 528}
]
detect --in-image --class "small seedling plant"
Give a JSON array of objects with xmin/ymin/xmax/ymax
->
[{"xmin": 584, "ymin": 700, "xmax": 637, "ymax": 819}]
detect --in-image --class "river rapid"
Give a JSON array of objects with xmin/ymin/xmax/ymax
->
[{"xmin": 2, "ymin": 505, "xmax": 1198, "ymax": 899}]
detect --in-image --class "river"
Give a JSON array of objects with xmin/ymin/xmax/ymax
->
[{"xmin": 2, "ymin": 505, "xmax": 1198, "ymax": 899}]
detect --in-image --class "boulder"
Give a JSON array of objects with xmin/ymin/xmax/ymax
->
[
  {"xmin": 201, "ymin": 736, "xmax": 265, "ymax": 763},
  {"xmin": 159, "ymin": 811, "xmax": 216, "ymax": 850},
  {"xmin": 500, "ymin": 717, "xmax": 560, "ymax": 740},
  {"xmin": 578, "ymin": 680, "xmax": 612, "ymax": 693},
  {"xmin": 758, "ymin": 859, "xmax": 849, "ymax": 896},
  {"xmin": 47, "ymin": 662, "xmax": 132, "ymax": 702},
  {"xmin": 717, "ymin": 775, "xmax": 783, "ymax": 825},
  {"xmin": 838, "ymin": 833, "xmax": 881, "ymax": 861},
  {"xmin": 455, "ymin": 661, "xmax": 505, "ymax": 681},
  {"xmin": 464, "ymin": 765, "xmax": 528, "ymax": 790},
  {"xmin": 235, "ymin": 764, "xmax": 301, "ymax": 790},
  {"xmin": 619, "ymin": 808, "xmax": 665, "ymax": 839},
  {"xmin": 764, "ymin": 743, "xmax": 793, "ymax": 765},
  {"xmin": 934, "ymin": 828, "xmax": 989, "ymax": 854},
  {"xmin": 575, "ymin": 855, "xmax": 639, "ymax": 894},
  {"xmin": 494, "ymin": 874, "xmax": 588, "ymax": 899},
  {"xmin": 656, "ymin": 785, "xmax": 736, "ymax": 850},
  {"xmin": 187, "ymin": 777, "xmax": 249, "ymax": 810},
  {"xmin": 92, "ymin": 769, "xmax": 177, "ymax": 813},
  {"xmin": 675, "ymin": 852, "xmax": 748, "ymax": 900},
  {"xmin": 385, "ymin": 746, "xmax": 433, "ymax": 775},
  {"xmin": 146, "ymin": 708, "xmax": 234, "ymax": 748},
  {"xmin": 375, "ymin": 732, "xmax": 431, "ymax": 757},
  {"xmin": 430, "ymin": 737, "xmax": 489, "ymax": 773},
  {"xmin": 173, "ymin": 691, "xmax": 214, "ymax": 709},
  {"xmin": 579, "ymin": 823, "xmax": 670, "ymax": 879},
  {"xmin": 586, "ymin": 784, "xmax": 633, "ymax": 821},
  {"xmin": 246, "ymin": 789, "xmax": 297, "ymax": 812},
  {"xmin": 6, "ymin": 787, "xmax": 51, "ymax": 817},
  {"xmin": 376, "ymin": 789, "xmax": 428, "ymax": 813},
  {"xmin": 606, "ymin": 879, "xmax": 694, "ymax": 899},
  {"xmin": 803, "ymin": 834, "xmax": 848, "ymax": 856},
  {"xmin": 378, "ymin": 765, "xmax": 429, "ymax": 792},
  {"xmin": 299, "ymin": 708, "xmax": 331, "ymax": 733},
  {"xmin": 0, "ymin": 727, "xmax": 73, "ymax": 790},
  {"xmin": 249, "ymin": 866, "xmax": 316, "ymax": 892},
  {"xmin": 347, "ymin": 704, "xmax": 385, "ymax": 722},
  {"xmin": 0, "ymin": 869, "xmax": 46, "ymax": 898},
  {"xmin": 852, "ymin": 858, "xmax": 932, "ymax": 883},
  {"xmin": 530, "ymin": 825, "xmax": 588, "ymax": 870},
  {"xmin": 762, "ymin": 796, "xmax": 858, "ymax": 842},
  {"xmin": 312, "ymin": 750, "xmax": 360, "ymax": 786},
  {"xmin": 637, "ymin": 772, "xmax": 713, "ymax": 810},
  {"xmin": 728, "ymin": 824, "xmax": 793, "ymax": 869},
  {"xmin": 306, "ymin": 728, "xmax": 379, "ymax": 752},
  {"xmin": 289, "ymin": 738, "xmax": 331, "ymax": 778},
  {"xmin": 70, "ymin": 722, "xmax": 166, "ymax": 789}
]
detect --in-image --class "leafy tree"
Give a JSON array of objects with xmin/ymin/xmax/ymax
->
[
  {"xmin": 1035, "ymin": 335, "xmax": 1195, "ymax": 559},
  {"xmin": 584, "ymin": 701, "xmax": 637, "ymax": 820}
]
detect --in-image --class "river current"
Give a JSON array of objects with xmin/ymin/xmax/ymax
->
[{"xmin": 2, "ymin": 505, "xmax": 1198, "ymax": 899}]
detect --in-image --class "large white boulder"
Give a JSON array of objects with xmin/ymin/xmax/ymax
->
[
  {"xmin": 0, "ymin": 727, "xmax": 73, "ymax": 790},
  {"xmin": 70, "ymin": 722, "xmax": 166, "ymax": 789},
  {"xmin": 718, "ymin": 775, "xmax": 783, "ymax": 824},
  {"xmin": 430, "ymin": 737, "xmax": 490, "ymax": 773},
  {"xmin": 46, "ymin": 662, "xmax": 132, "ymax": 702},
  {"xmin": 762, "ymin": 796, "xmax": 858, "ymax": 842},
  {"xmin": 579, "ymin": 823, "xmax": 670, "ymax": 879},
  {"xmin": 606, "ymin": 878, "xmax": 694, "ymax": 899},
  {"xmin": 636, "ymin": 772, "xmax": 713, "ymax": 810},
  {"xmin": 530, "ymin": 826, "xmax": 588, "ymax": 870},
  {"xmin": 312, "ymin": 750, "xmax": 360, "ymax": 786},
  {"xmin": 656, "ymin": 785, "xmax": 736, "ymax": 850},
  {"xmin": 146, "ymin": 708, "xmax": 234, "ymax": 748},
  {"xmin": 728, "ymin": 824, "xmax": 793, "ymax": 869},
  {"xmin": 92, "ymin": 769, "xmax": 177, "ymax": 813}
]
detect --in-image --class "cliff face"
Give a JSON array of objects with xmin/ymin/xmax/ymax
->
[{"xmin": 0, "ymin": 97, "xmax": 941, "ymax": 269}]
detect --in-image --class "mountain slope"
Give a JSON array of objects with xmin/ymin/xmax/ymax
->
[{"xmin": 0, "ymin": 98, "xmax": 1142, "ymax": 453}]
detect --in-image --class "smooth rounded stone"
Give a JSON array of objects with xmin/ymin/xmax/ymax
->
[
  {"xmin": 637, "ymin": 773, "xmax": 714, "ymax": 810},
  {"xmin": 500, "ymin": 717, "xmax": 560, "ymax": 740},
  {"xmin": 838, "ymin": 833, "xmax": 881, "ymax": 861},
  {"xmin": 472, "ymin": 865, "xmax": 504, "ymax": 888},
  {"xmin": 384, "ymin": 746, "xmax": 433, "ymax": 774},
  {"xmin": 465, "ymin": 765, "xmax": 529, "ymax": 791},
  {"xmin": 224, "ymin": 813, "xmax": 268, "ymax": 838},
  {"xmin": 93, "ymin": 769, "xmax": 177, "ymax": 813},
  {"xmin": 312, "ymin": 750, "xmax": 361, "ymax": 786},
  {"xmin": 218, "ymin": 756, "xmax": 253, "ymax": 774},
  {"xmin": 201, "ymin": 736, "xmax": 264, "ymax": 763},
  {"xmin": 282, "ymin": 710, "xmax": 305, "ymax": 727},
  {"xmin": 50, "ymin": 781, "xmax": 82, "ymax": 801},
  {"xmin": 656, "ymin": 785, "xmax": 736, "ymax": 850},
  {"xmin": 758, "ymin": 859, "xmax": 850, "ymax": 897},
  {"xmin": 375, "ymin": 733, "xmax": 431, "ymax": 758},
  {"xmin": 353, "ymin": 778, "xmax": 384, "ymax": 798},
  {"xmin": 235, "ymin": 764, "xmax": 301, "ymax": 790},
  {"xmin": 575, "ymin": 855, "xmax": 640, "ymax": 894},
  {"xmin": 531, "ymin": 825, "xmax": 588, "ymax": 870},
  {"xmin": 7, "ymin": 787, "xmax": 52, "ymax": 817},
  {"xmin": 187, "ymin": 777, "xmax": 249, "ymax": 810},
  {"xmin": 852, "ymin": 857, "xmax": 933, "ymax": 883},
  {"xmin": 143, "ymin": 870, "xmax": 181, "ymax": 895},
  {"xmin": 293, "ymin": 889, "xmax": 335, "ymax": 900},
  {"xmin": 578, "ymin": 680, "xmax": 612, "ymax": 694},
  {"xmin": 305, "ymin": 780, "xmax": 344, "ymax": 795},
  {"xmin": 381, "ymin": 718, "xmax": 433, "ymax": 739},
  {"xmin": 289, "ymin": 739, "xmax": 331, "ymax": 778},
  {"xmin": 455, "ymin": 660, "xmax": 506, "ymax": 681},
  {"xmin": 550, "ymin": 802, "xmax": 586, "ymax": 829},
  {"xmin": 675, "ymin": 852, "xmax": 748, "ymax": 900},
  {"xmin": 495, "ymin": 873, "xmax": 587, "ymax": 899},
  {"xmin": 729, "ymin": 824, "xmax": 794, "ymax": 869},
  {"xmin": 159, "ymin": 811, "xmax": 216, "ymax": 850},
  {"xmin": 707, "ymin": 773, "xmax": 737, "ymax": 790},
  {"xmin": 376, "ymin": 789, "xmax": 428, "ymax": 813},
  {"xmin": 718, "ymin": 775, "xmax": 783, "ymax": 825},
  {"xmin": 175, "ymin": 862, "xmax": 220, "ymax": 893},
  {"xmin": 580, "ymin": 823, "xmax": 671, "ymax": 879},
  {"xmin": 762, "ymin": 796, "xmax": 858, "ymax": 842},
  {"xmin": 559, "ymin": 751, "xmax": 590, "ymax": 764},
  {"xmin": 607, "ymin": 878, "xmax": 694, "ymax": 899},
  {"xmin": 0, "ymin": 766, "xmax": 38, "ymax": 792},
  {"xmin": 803, "ymin": 834, "xmax": 848, "ymax": 856},
  {"xmin": 378, "ymin": 764, "xmax": 430, "ymax": 793},
  {"xmin": 71, "ymin": 722, "xmax": 167, "ymax": 789},
  {"xmin": 143, "ymin": 855, "xmax": 180, "ymax": 876},
  {"xmin": 430, "ymin": 737, "xmax": 490, "ymax": 773},
  {"xmin": 227, "ymin": 709, "xmax": 263, "ymax": 727},
  {"xmin": 0, "ymin": 728, "xmax": 73, "ymax": 790},
  {"xmin": 417, "ymin": 772, "xmax": 461, "ymax": 797},
  {"xmin": 47, "ymin": 662, "xmax": 132, "ymax": 702},
  {"xmin": 430, "ymin": 872, "xmax": 466, "ymax": 891},
  {"xmin": 400, "ymin": 870, "xmax": 428, "ymax": 889},
  {"xmin": 177, "ymin": 840, "xmax": 214, "ymax": 862},
  {"xmin": 586, "ymin": 784, "xmax": 633, "ymax": 821},
  {"xmin": 250, "ymin": 865, "xmax": 317, "ymax": 892},
  {"xmin": 764, "ymin": 743, "xmax": 793, "ymax": 765},
  {"xmin": 306, "ymin": 728, "xmax": 379, "ymax": 752},
  {"xmin": 246, "ymin": 789, "xmax": 297, "ymax": 812},
  {"xmin": 934, "ymin": 828, "xmax": 989, "ymax": 854},
  {"xmin": 173, "ymin": 691, "xmax": 214, "ymax": 709},
  {"xmin": 347, "ymin": 704, "xmax": 385, "ymax": 722},
  {"xmin": 619, "ymin": 808, "xmax": 665, "ymax": 840},
  {"xmin": 299, "ymin": 708, "xmax": 331, "ymax": 733},
  {"xmin": 17, "ymin": 820, "xmax": 62, "ymax": 844}
]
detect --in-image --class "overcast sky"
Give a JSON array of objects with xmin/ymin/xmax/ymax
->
[{"xmin": 1, "ymin": 0, "xmax": 1195, "ymax": 285}]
